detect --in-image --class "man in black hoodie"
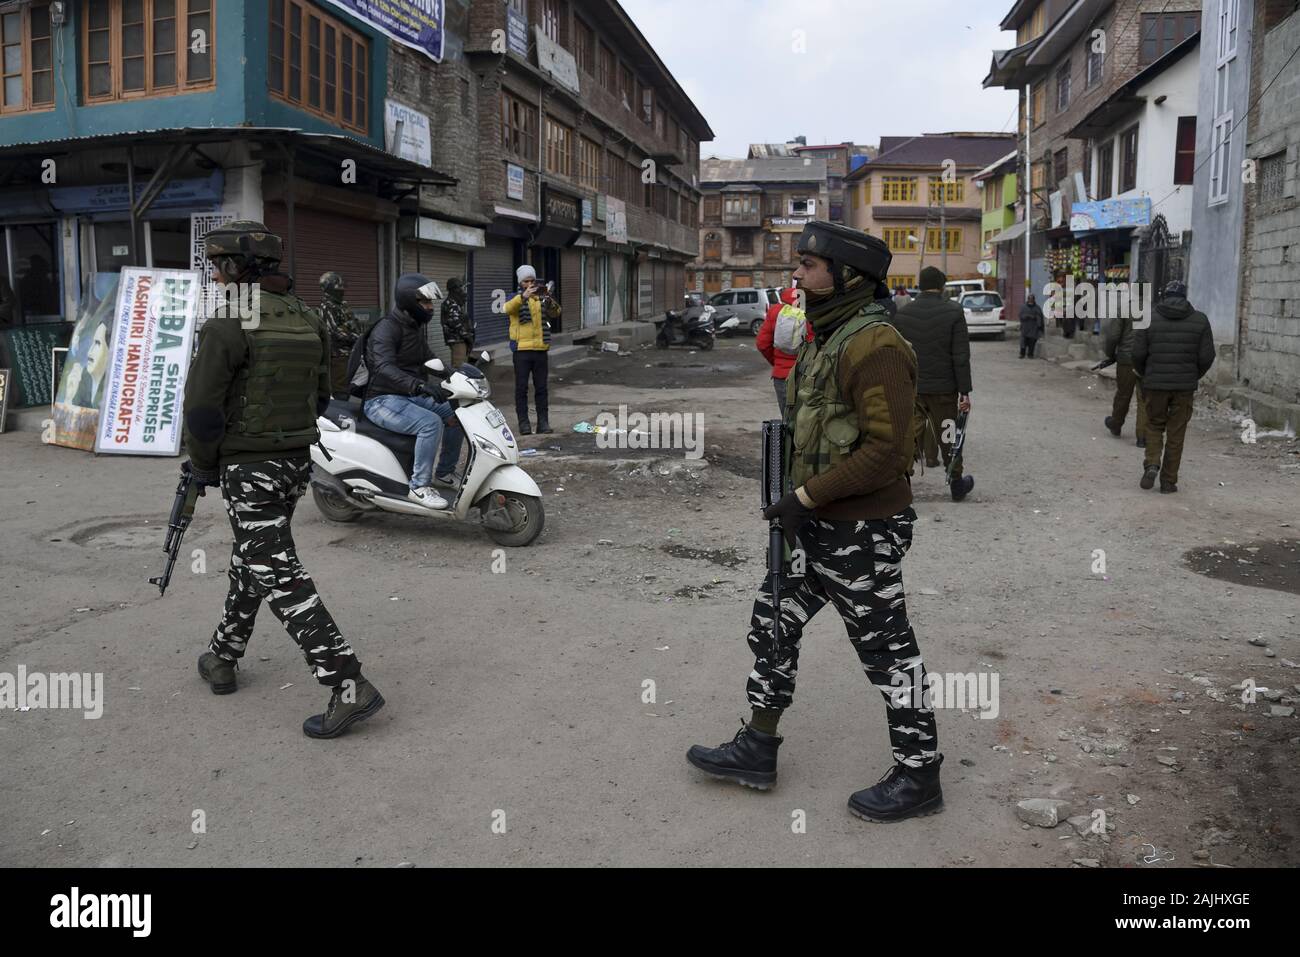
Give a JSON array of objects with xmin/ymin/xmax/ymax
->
[
  {"xmin": 890, "ymin": 266, "xmax": 974, "ymax": 501},
  {"xmin": 1132, "ymin": 281, "xmax": 1215, "ymax": 493},
  {"xmin": 362, "ymin": 274, "xmax": 465, "ymax": 509}
]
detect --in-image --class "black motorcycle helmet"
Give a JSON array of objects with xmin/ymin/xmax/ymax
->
[
  {"xmin": 796, "ymin": 221, "xmax": 892, "ymax": 295},
  {"xmin": 395, "ymin": 273, "xmax": 441, "ymax": 324}
]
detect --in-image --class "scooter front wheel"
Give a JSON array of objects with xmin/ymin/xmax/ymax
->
[
  {"xmin": 312, "ymin": 484, "xmax": 363, "ymax": 522},
  {"xmin": 482, "ymin": 492, "xmax": 545, "ymax": 547},
  {"xmin": 692, "ymin": 334, "xmax": 715, "ymax": 351},
  {"xmin": 655, "ymin": 333, "xmax": 669, "ymax": 349}
]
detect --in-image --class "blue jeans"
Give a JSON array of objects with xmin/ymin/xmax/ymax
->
[{"xmin": 363, "ymin": 394, "xmax": 464, "ymax": 489}]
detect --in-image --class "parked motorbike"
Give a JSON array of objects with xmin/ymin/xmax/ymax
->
[
  {"xmin": 655, "ymin": 304, "xmax": 715, "ymax": 350},
  {"xmin": 310, "ymin": 353, "xmax": 545, "ymax": 547}
]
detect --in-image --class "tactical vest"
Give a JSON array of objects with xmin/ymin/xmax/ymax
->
[
  {"xmin": 785, "ymin": 305, "xmax": 914, "ymax": 490},
  {"xmin": 223, "ymin": 292, "xmax": 324, "ymax": 452}
]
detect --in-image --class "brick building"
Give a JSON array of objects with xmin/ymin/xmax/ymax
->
[
  {"xmin": 845, "ymin": 133, "xmax": 1016, "ymax": 291},
  {"xmin": 691, "ymin": 157, "xmax": 829, "ymax": 296}
]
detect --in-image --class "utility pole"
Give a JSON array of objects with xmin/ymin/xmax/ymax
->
[
  {"xmin": 1024, "ymin": 84, "xmax": 1032, "ymax": 312},
  {"xmin": 940, "ymin": 182, "xmax": 948, "ymax": 275}
]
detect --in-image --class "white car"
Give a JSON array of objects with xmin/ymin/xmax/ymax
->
[{"xmin": 960, "ymin": 291, "xmax": 1007, "ymax": 339}]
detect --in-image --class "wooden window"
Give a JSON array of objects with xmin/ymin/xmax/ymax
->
[
  {"xmin": 1031, "ymin": 81, "xmax": 1045, "ymax": 128},
  {"xmin": 575, "ymin": 17, "xmax": 594, "ymax": 74},
  {"xmin": 883, "ymin": 228, "xmax": 916, "ymax": 252},
  {"xmin": 637, "ymin": 79, "xmax": 652, "ymax": 125},
  {"xmin": 501, "ymin": 91, "xmax": 538, "ymax": 160},
  {"xmin": 578, "ymin": 136, "xmax": 601, "ymax": 189},
  {"xmin": 544, "ymin": 117, "xmax": 572, "ymax": 176},
  {"xmin": 598, "ymin": 42, "xmax": 614, "ymax": 89},
  {"xmin": 1056, "ymin": 59, "xmax": 1071, "ymax": 112},
  {"xmin": 703, "ymin": 233, "xmax": 722, "ymax": 261},
  {"xmin": 925, "ymin": 228, "xmax": 962, "ymax": 253},
  {"xmin": 1053, "ymin": 148, "xmax": 1068, "ymax": 185},
  {"xmin": 270, "ymin": 0, "xmax": 366, "ymax": 133},
  {"xmin": 1209, "ymin": 113, "xmax": 1233, "ymax": 204},
  {"xmin": 703, "ymin": 195, "xmax": 721, "ymax": 224},
  {"xmin": 618, "ymin": 63, "xmax": 633, "ymax": 110},
  {"xmin": 1, "ymin": 3, "xmax": 53, "ymax": 113},
  {"xmin": 1096, "ymin": 139, "xmax": 1114, "ymax": 200},
  {"xmin": 764, "ymin": 192, "xmax": 784, "ymax": 217},
  {"xmin": 1140, "ymin": 12, "xmax": 1200, "ymax": 66},
  {"xmin": 1120, "ymin": 124, "xmax": 1139, "ymax": 193},
  {"xmin": 1173, "ymin": 116, "xmax": 1196, "ymax": 185},
  {"xmin": 928, "ymin": 179, "xmax": 964, "ymax": 204},
  {"xmin": 82, "ymin": 0, "xmax": 215, "ymax": 102},
  {"xmin": 764, "ymin": 234, "xmax": 783, "ymax": 263},
  {"xmin": 539, "ymin": 0, "xmax": 563, "ymax": 45},
  {"xmin": 732, "ymin": 231, "xmax": 752, "ymax": 255},
  {"xmin": 1259, "ymin": 150, "xmax": 1286, "ymax": 202},
  {"xmin": 1085, "ymin": 26, "xmax": 1104, "ymax": 89},
  {"xmin": 1031, "ymin": 161, "xmax": 1049, "ymax": 216},
  {"xmin": 1016, "ymin": 2, "xmax": 1046, "ymax": 44},
  {"xmin": 887, "ymin": 274, "xmax": 916, "ymax": 291},
  {"xmin": 881, "ymin": 176, "xmax": 917, "ymax": 202}
]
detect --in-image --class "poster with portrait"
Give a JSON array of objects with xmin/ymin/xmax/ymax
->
[
  {"xmin": 0, "ymin": 367, "xmax": 10, "ymax": 434},
  {"xmin": 50, "ymin": 276, "xmax": 121, "ymax": 451}
]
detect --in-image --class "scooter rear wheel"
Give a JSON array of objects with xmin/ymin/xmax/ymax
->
[
  {"xmin": 312, "ymin": 485, "xmax": 363, "ymax": 522},
  {"xmin": 655, "ymin": 334, "xmax": 669, "ymax": 349},
  {"xmin": 482, "ymin": 492, "xmax": 544, "ymax": 547},
  {"xmin": 692, "ymin": 335, "xmax": 715, "ymax": 351}
]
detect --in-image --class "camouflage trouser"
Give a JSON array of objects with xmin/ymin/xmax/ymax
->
[
  {"xmin": 209, "ymin": 459, "xmax": 361, "ymax": 687},
  {"xmin": 746, "ymin": 508, "xmax": 939, "ymax": 768}
]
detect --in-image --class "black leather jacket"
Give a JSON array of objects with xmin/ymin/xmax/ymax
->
[{"xmin": 364, "ymin": 308, "xmax": 430, "ymax": 400}]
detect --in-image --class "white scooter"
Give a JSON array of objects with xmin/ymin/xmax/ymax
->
[{"xmin": 310, "ymin": 353, "xmax": 545, "ymax": 546}]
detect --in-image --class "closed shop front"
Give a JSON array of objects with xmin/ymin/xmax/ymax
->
[
  {"xmin": 474, "ymin": 234, "xmax": 519, "ymax": 345},
  {"xmin": 264, "ymin": 203, "xmax": 382, "ymax": 318},
  {"xmin": 608, "ymin": 253, "xmax": 629, "ymax": 324},
  {"xmin": 401, "ymin": 241, "xmax": 468, "ymax": 366},
  {"xmin": 561, "ymin": 247, "xmax": 582, "ymax": 329},
  {"xmin": 582, "ymin": 251, "xmax": 606, "ymax": 327}
]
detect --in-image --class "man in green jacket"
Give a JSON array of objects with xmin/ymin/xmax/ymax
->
[
  {"xmin": 1104, "ymin": 310, "xmax": 1147, "ymax": 447},
  {"xmin": 1132, "ymin": 281, "xmax": 1215, "ymax": 493},
  {"xmin": 183, "ymin": 221, "xmax": 384, "ymax": 739},
  {"xmin": 687, "ymin": 222, "xmax": 943, "ymax": 823},
  {"xmin": 890, "ymin": 266, "xmax": 974, "ymax": 501}
]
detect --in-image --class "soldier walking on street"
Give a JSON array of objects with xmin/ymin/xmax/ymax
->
[
  {"xmin": 687, "ymin": 222, "xmax": 943, "ymax": 823},
  {"xmin": 1104, "ymin": 306, "xmax": 1148, "ymax": 448},
  {"xmin": 440, "ymin": 277, "xmax": 474, "ymax": 367},
  {"xmin": 318, "ymin": 271, "xmax": 362, "ymax": 399},
  {"xmin": 890, "ymin": 266, "xmax": 975, "ymax": 501},
  {"xmin": 1133, "ymin": 280, "xmax": 1215, "ymax": 493},
  {"xmin": 184, "ymin": 222, "xmax": 384, "ymax": 739}
]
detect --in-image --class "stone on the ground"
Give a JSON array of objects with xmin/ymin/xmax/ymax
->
[{"xmin": 1016, "ymin": 798, "xmax": 1072, "ymax": 827}]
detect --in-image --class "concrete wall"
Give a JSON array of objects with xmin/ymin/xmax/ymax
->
[
  {"xmin": 1189, "ymin": 0, "xmax": 1254, "ymax": 345},
  {"xmin": 1239, "ymin": 5, "xmax": 1300, "ymax": 406}
]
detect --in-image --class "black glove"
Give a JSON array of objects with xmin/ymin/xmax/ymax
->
[
  {"xmin": 762, "ymin": 490, "xmax": 815, "ymax": 548},
  {"xmin": 182, "ymin": 460, "xmax": 221, "ymax": 488},
  {"xmin": 418, "ymin": 382, "xmax": 449, "ymax": 401}
]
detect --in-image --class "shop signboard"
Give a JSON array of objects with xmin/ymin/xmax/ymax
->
[
  {"xmin": 325, "ymin": 0, "xmax": 445, "ymax": 62},
  {"xmin": 1070, "ymin": 198, "xmax": 1152, "ymax": 232}
]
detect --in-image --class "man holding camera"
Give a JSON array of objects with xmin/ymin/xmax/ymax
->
[{"xmin": 505, "ymin": 265, "xmax": 560, "ymax": 435}]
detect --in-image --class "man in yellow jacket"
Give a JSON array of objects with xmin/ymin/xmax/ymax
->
[{"xmin": 505, "ymin": 264, "xmax": 560, "ymax": 434}]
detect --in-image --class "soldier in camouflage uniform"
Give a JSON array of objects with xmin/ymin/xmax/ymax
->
[
  {"xmin": 440, "ymin": 277, "xmax": 474, "ymax": 367},
  {"xmin": 687, "ymin": 222, "xmax": 943, "ymax": 822},
  {"xmin": 319, "ymin": 271, "xmax": 362, "ymax": 398},
  {"xmin": 184, "ymin": 222, "xmax": 384, "ymax": 739}
]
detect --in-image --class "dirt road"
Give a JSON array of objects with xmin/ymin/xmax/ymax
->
[{"xmin": 2, "ymin": 334, "xmax": 1297, "ymax": 867}]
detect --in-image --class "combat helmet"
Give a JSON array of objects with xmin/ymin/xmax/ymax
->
[
  {"xmin": 796, "ymin": 222, "xmax": 892, "ymax": 294},
  {"xmin": 203, "ymin": 220, "xmax": 283, "ymax": 263},
  {"xmin": 319, "ymin": 271, "xmax": 345, "ymax": 296}
]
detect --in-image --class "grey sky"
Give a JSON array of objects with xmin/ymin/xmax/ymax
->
[{"xmin": 619, "ymin": 0, "xmax": 1021, "ymax": 158}]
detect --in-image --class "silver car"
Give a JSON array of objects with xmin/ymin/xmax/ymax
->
[{"xmin": 708, "ymin": 288, "xmax": 770, "ymax": 336}]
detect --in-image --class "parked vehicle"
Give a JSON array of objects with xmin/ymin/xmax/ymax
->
[
  {"xmin": 655, "ymin": 305, "xmax": 715, "ymax": 349},
  {"xmin": 310, "ymin": 353, "xmax": 545, "ymax": 546},
  {"xmin": 960, "ymin": 290, "xmax": 1007, "ymax": 339},
  {"xmin": 706, "ymin": 287, "xmax": 769, "ymax": 336},
  {"xmin": 944, "ymin": 279, "xmax": 987, "ymax": 300}
]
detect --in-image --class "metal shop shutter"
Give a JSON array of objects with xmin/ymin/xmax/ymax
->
[
  {"xmin": 264, "ymin": 203, "xmax": 381, "ymax": 316},
  {"xmin": 561, "ymin": 247, "xmax": 582, "ymax": 332},
  {"xmin": 473, "ymin": 236, "xmax": 517, "ymax": 344},
  {"xmin": 653, "ymin": 261, "xmax": 669, "ymax": 315},
  {"xmin": 401, "ymin": 241, "xmax": 469, "ymax": 366}
]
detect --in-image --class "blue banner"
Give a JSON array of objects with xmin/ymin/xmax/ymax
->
[
  {"xmin": 326, "ymin": 0, "xmax": 445, "ymax": 63},
  {"xmin": 1070, "ymin": 198, "xmax": 1151, "ymax": 232}
]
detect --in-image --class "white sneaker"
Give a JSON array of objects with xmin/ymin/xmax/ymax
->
[
  {"xmin": 408, "ymin": 487, "xmax": 449, "ymax": 510},
  {"xmin": 433, "ymin": 472, "xmax": 461, "ymax": 489}
]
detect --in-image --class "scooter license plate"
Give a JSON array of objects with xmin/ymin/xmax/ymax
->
[{"xmin": 486, "ymin": 409, "xmax": 506, "ymax": 428}]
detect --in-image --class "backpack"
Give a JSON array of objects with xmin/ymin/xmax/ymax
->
[
  {"xmin": 346, "ymin": 321, "xmax": 376, "ymax": 397},
  {"xmin": 773, "ymin": 304, "xmax": 804, "ymax": 355}
]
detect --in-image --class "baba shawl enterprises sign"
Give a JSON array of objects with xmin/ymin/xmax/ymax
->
[
  {"xmin": 95, "ymin": 267, "xmax": 202, "ymax": 456},
  {"xmin": 326, "ymin": 0, "xmax": 445, "ymax": 62}
]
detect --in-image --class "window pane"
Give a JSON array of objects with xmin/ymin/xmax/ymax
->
[
  {"xmin": 3, "ymin": 45, "xmax": 20, "ymax": 74},
  {"xmin": 124, "ymin": 57, "xmax": 145, "ymax": 91},
  {"xmin": 123, "ymin": 24, "xmax": 145, "ymax": 58},
  {"xmin": 33, "ymin": 71, "xmax": 52, "ymax": 104},
  {"xmin": 154, "ymin": 52, "xmax": 176, "ymax": 86},
  {"xmin": 355, "ymin": 44, "xmax": 365, "ymax": 128},
  {"xmin": 89, "ymin": 4, "xmax": 110, "ymax": 29},
  {"xmin": 90, "ymin": 31, "xmax": 110, "ymax": 62},
  {"xmin": 324, "ymin": 25, "xmax": 336, "ymax": 112},
  {"xmin": 3, "ymin": 76, "xmax": 20, "ymax": 106},
  {"xmin": 157, "ymin": 0, "xmax": 177, "ymax": 17},
  {"xmin": 308, "ymin": 18, "xmax": 320, "ymax": 107},
  {"xmin": 155, "ymin": 17, "xmax": 176, "ymax": 53},
  {"xmin": 31, "ymin": 7, "xmax": 51, "ymax": 39},
  {"xmin": 2, "ymin": 12, "xmax": 19, "ymax": 39},
  {"xmin": 125, "ymin": 0, "xmax": 144, "ymax": 22},
  {"xmin": 290, "ymin": 5, "xmax": 301, "ymax": 100},
  {"xmin": 90, "ymin": 63, "xmax": 111, "ymax": 96},
  {"xmin": 187, "ymin": 12, "xmax": 212, "ymax": 81}
]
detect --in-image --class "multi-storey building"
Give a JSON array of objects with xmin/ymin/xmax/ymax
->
[
  {"xmin": 844, "ymin": 133, "xmax": 1016, "ymax": 292},
  {"xmin": 984, "ymin": 0, "xmax": 1202, "ymax": 308},
  {"xmin": 691, "ymin": 156, "xmax": 828, "ymax": 296},
  {"xmin": 0, "ymin": 0, "xmax": 711, "ymax": 384},
  {"xmin": 972, "ymin": 150, "xmax": 1021, "ymax": 300}
]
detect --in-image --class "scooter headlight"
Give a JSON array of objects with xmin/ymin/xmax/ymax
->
[
  {"xmin": 473, "ymin": 378, "xmax": 491, "ymax": 399},
  {"xmin": 475, "ymin": 435, "xmax": 508, "ymax": 460}
]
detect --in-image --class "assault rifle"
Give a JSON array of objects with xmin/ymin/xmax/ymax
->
[
  {"xmin": 945, "ymin": 410, "xmax": 970, "ymax": 485},
  {"xmin": 149, "ymin": 463, "xmax": 206, "ymax": 596},
  {"xmin": 761, "ymin": 420, "xmax": 787, "ymax": 647}
]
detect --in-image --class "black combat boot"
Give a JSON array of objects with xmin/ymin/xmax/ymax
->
[
  {"xmin": 1160, "ymin": 480, "xmax": 1178, "ymax": 494},
  {"xmin": 197, "ymin": 652, "xmax": 237, "ymax": 695},
  {"xmin": 1104, "ymin": 415, "xmax": 1121, "ymax": 437},
  {"xmin": 1140, "ymin": 464, "xmax": 1159, "ymax": 489},
  {"xmin": 302, "ymin": 677, "xmax": 385, "ymax": 739},
  {"xmin": 686, "ymin": 722, "xmax": 782, "ymax": 790},
  {"xmin": 848, "ymin": 755, "xmax": 944, "ymax": 822},
  {"xmin": 537, "ymin": 418, "xmax": 553, "ymax": 434},
  {"xmin": 950, "ymin": 474, "xmax": 974, "ymax": 501},
  {"xmin": 518, "ymin": 420, "xmax": 533, "ymax": 436}
]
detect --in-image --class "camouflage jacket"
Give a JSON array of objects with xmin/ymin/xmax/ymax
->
[
  {"xmin": 319, "ymin": 297, "xmax": 361, "ymax": 353},
  {"xmin": 441, "ymin": 297, "xmax": 474, "ymax": 345}
]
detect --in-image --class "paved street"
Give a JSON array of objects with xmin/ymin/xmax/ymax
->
[{"xmin": 2, "ymin": 335, "xmax": 1298, "ymax": 867}]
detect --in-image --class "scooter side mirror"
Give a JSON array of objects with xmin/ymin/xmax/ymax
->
[{"xmin": 425, "ymin": 358, "xmax": 446, "ymax": 373}]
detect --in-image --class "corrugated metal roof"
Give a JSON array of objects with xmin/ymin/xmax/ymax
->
[
  {"xmin": 701, "ymin": 156, "xmax": 827, "ymax": 184},
  {"xmin": 863, "ymin": 134, "xmax": 1017, "ymax": 170}
]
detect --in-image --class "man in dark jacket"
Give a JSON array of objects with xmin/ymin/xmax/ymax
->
[
  {"xmin": 183, "ymin": 221, "xmax": 382, "ymax": 739},
  {"xmin": 890, "ymin": 266, "xmax": 974, "ymax": 501},
  {"xmin": 362, "ymin": 274, "xmax": 465, "ymax": 508},
  {"xmin": 1104, "ymin": 309, "xmax": 1147, "ymax": 447},
  {"xmin": 1019, "ymin": 294, "xmax": 1045, "ymax": 358},
  {"xmin": 440, "ymin": 277, "xmax": 474, "ymax": 367},
  {"xmin": 1132, "ymin": 281, "xmax": 1215, "ymax": 493}
]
